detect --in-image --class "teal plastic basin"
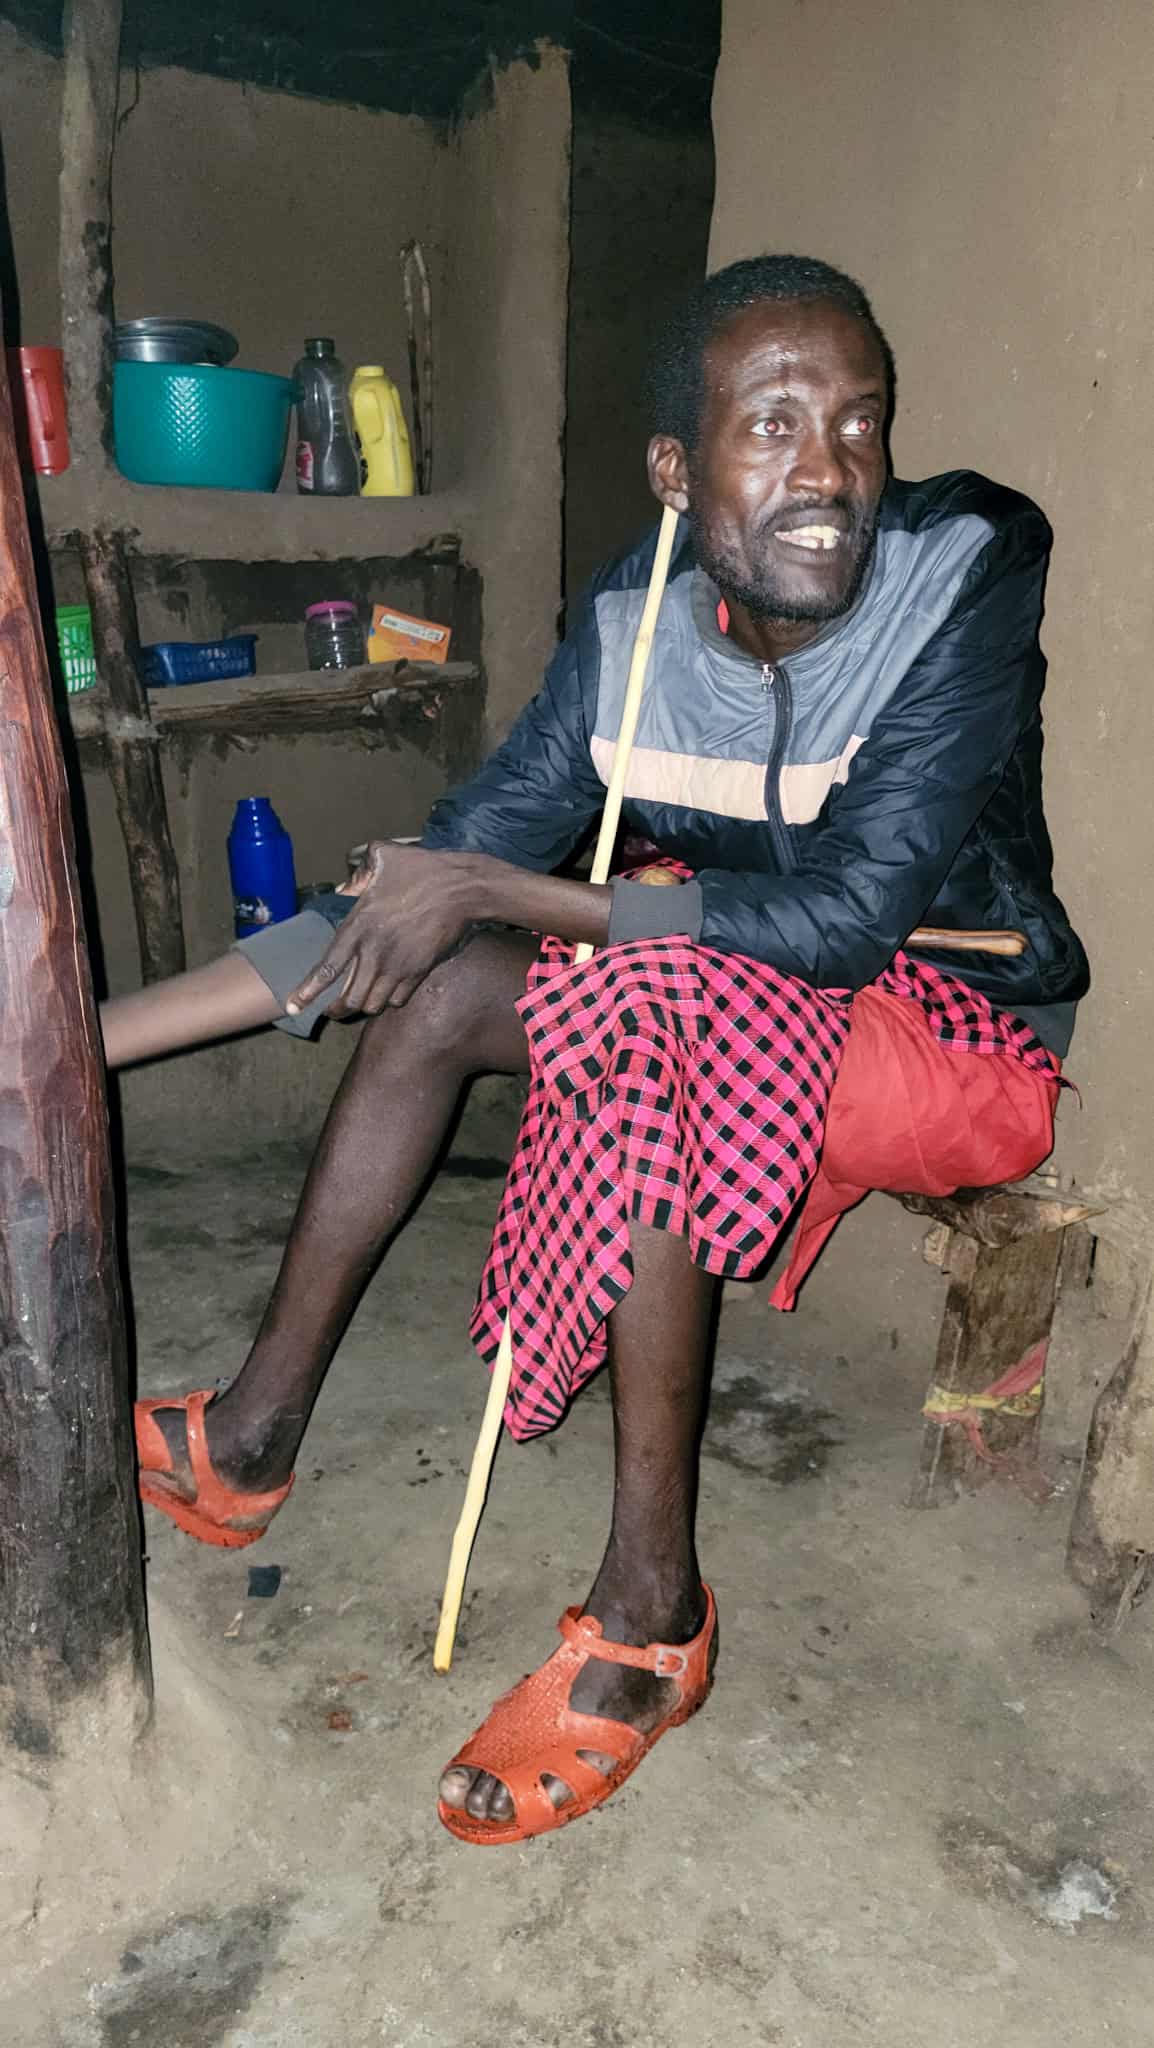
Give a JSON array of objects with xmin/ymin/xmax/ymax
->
[{"xmin": 113, "ymin": 361, "xmax": 293, "ymax": 491}]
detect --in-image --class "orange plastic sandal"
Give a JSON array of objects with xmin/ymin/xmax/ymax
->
[
  {"xmin": 135, "ymin": 1389, "xmax": 294, "ymax": 1549},
  {"xmin": 438, "ymin": 1583, "xmax": 716, "ymax": 1845}
]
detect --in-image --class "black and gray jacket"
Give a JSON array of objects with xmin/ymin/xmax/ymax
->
[{"xmin": 423, "ymin": 471, "xmax": 1088, "ymax": 1053}]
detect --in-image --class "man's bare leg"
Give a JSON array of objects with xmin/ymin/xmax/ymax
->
[
  {"xmin": 440, "ymin": 1220, "xmax": 717, "ymax": 1822},
  {"xmin": 146, "ymin": 931, "xmax": 538, "ymax": 1491},
  {"xmin": 101, "ymin": 954, "xmax": 283, "ymax": 1068}
]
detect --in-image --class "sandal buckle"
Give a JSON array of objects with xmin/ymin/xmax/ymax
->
[{"xmin": 654, "ymin": 1645, "xmax": 688, "ymax": 1679}]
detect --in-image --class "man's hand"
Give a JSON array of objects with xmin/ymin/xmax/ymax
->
[
  {"xmin": 286, "ymin": 842, "xmax": 615, "ymax": 1021},
  {"xmin": 286, "ymin": 842, "xmax": 480, "ymax": 1018}
]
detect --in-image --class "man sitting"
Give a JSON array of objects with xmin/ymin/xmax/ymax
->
[{"xmin": 114, "ymin": 254, "xmax": 1087, "ymax": 1845}]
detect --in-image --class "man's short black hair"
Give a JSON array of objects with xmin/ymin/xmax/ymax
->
[{"xmin": 649, "ymin": 253, "xmax": 895, "ymax": 449}]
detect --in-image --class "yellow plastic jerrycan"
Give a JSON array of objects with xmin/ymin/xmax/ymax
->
[{"xmin": 349, "ymin": 365, "xmax": 414, "ymax": 497}]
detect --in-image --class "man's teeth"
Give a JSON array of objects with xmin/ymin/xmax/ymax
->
[{"xmin": 777, "ymin": 526, "xmax": 841, "ymax": 551}]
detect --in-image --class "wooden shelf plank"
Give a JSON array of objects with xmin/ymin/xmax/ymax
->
[
  {"xmin": 38, "ymin": 468, "xmax": 469, "ymax": 562},
  {"xmin": 68, "ymin": 659, "xmax": 474, "ymax": 732},
  {"xmin": 67, "ymin": 660, "xmax": 486, "ymax": 782}
]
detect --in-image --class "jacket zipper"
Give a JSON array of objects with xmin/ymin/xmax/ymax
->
[{"xmin": 761, "ymin": 661, "xmax": 796, "ymax": 873}]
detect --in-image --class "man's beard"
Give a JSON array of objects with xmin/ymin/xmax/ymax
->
[{"xmin": 691, "ymin": 497, "xmax": 879, "ymax": 625}]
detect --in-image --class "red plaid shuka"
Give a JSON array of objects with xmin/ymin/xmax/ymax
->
[{"xmin": 471, "ymin": 928, "xmax": 1061, "ymax": 1442}]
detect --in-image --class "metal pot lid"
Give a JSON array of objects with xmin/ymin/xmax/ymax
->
[{"xmin": 115, "ymin": 318, "xmax": 239, "ymax": 362}]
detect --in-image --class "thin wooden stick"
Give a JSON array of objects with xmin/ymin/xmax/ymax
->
[
  {"xmin": 433, "ymin": 504, "xmax": 681, "ymax": 1672},
  {"xmin": 637, "ymin": 868, "xmax": 1025, "ymax": 956},
  {"xmin": 400, "ymin": 240, "xmax": 433, "ymax": 495},
  {"xmin": 908, "ymin": 926, "xmax": 1026, "ymax": 957},
  {"xmin": 431, "ymin": 511, "xmax": 1027, "ymax": 1670}
]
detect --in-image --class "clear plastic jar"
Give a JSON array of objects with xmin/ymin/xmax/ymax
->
[{"xmin": 304, "ymin": 600, "xmax": 366, "ymax": 671}]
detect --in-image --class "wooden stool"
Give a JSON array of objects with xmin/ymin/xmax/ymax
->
[{"xmin": 894, "ymin": 1177, "xmax": 1099, "ymax": 1507}]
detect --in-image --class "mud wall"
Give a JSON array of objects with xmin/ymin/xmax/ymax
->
[
  {"xmin": 0, "ymin": 29, "xmax": 569, "ymax": 738},
  {"xmin": 440, "ymin": 46, "xmax": 570, "ymax": 735},
  {"xmin": 709, "ymin": 0, "xmax": 1154, "ymax": 1443},
  {"xmin": 564, "ymin": 111, "xmax": 714, "ymax": 601},
  {"xmin": 0, "ymin": 23, "xmax": 443, "ymax": 390},
  {"xmin": 0, "ymin": 32, "xmax": 570, "ymax": 1144},
  {"xmin": 712, "ymin": 1, "xmax": 1153, "ymax": 1231}
]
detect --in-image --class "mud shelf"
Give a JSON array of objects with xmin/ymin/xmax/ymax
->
[{"xmin": 38, "ymin": 469, "xmax": 468, "ymax": 563}]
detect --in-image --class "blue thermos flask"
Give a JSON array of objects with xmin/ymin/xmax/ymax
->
[{"xmin": 228, "ymin": 797, "xmax": 298, "ymax": 938}]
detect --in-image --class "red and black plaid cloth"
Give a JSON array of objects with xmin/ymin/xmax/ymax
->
[{"xmin": 471, "ymin": 923, "xmax": 1059, "ymax": 1442}]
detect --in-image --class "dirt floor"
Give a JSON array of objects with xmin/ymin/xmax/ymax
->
[{"xmin": 5, "ymin": 1088, "xmax": 1154, "ymax": 2047}]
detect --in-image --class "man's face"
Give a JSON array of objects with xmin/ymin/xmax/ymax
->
[{"xmin": 674, "ymin": 299, "xmax": 889, "ymax": 626}]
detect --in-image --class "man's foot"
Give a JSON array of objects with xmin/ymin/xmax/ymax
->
[
  {"xmin": 145, "ymin": 1386, "xmax": 294, "ymax": 1500},
  {"xmin": 135, "ymin": 1391, "xmax": 295, "ymax": 1547},
  {"xmin": 439, "ymin": 1572, "xmax": 716, "ymax": 1830}
]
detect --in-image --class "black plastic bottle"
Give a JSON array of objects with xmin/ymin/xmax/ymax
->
[{"xmin": 293, "ymin": 338, "xmax": 361, "ymax": 496}]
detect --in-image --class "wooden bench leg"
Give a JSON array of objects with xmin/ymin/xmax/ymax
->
[
  {"xmin": 912, "ymin": 1226, "xmax": 1066, "ymax": 1507},
  {"xmin": 1067, "ymin": 1276, "xmax": 1154, "ymax": 1629}
]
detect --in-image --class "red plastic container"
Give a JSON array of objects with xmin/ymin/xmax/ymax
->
[{"xmin": 8, "ymin": 346, "xmax": 70, "ymax": 475}]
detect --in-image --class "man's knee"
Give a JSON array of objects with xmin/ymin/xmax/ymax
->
[
  {"xmin": 360, "ymin": 933, "xmax": 528, "ymax": 1072},
  {"xmin": 412, "ymin": 944, "xmax": 495, "ymax": 1060}
]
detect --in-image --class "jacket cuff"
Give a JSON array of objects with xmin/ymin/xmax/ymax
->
[{"xmin": 607, "ymin": 877, "xmax": 704, "ymax": 945}]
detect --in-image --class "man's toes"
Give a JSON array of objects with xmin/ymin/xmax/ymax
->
[
  {"xmin": 439, "ymin": 1766, "xmax": 473, "ymax": 1811},
  {"xmin": 443, "ymin": 1763, "xmax": 606, "ymax": 1825},
  {"xmin": 442, "ymin": 1765, "xmax": 578, "ymax": 1824},
  {"xmin": 439, "ymin": 1766, "xmax": 516, "ymax": 1823},
  {"xmin": 541, "ymin": 1773, "xmax": 577, "ymax": 1810},
  {"xmin": 464, "ymin": 1771, "xmax": 514, "ymax": 1822}
]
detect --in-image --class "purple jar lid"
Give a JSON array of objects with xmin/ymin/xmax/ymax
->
[{"xmin": 305, "ymin": 600, "xmax": 358, "ymax": 618}]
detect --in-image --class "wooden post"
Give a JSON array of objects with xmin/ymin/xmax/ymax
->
[
  {"xmin": 77, "ymin": 527, "xmax": 186, "ymax": 980},
  {"xmin": 0, "ymin": 346, "xmax": 151, "ymax": 1758},
  {"xmin": 59, "ymin": 0, "xmax": 120, "ymax": 472},
  {"xmin": 59, "ymin": 0, "xmax": 185, "ymax": 981}
]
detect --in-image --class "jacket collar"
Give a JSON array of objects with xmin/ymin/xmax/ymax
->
[{"xmin": 688, "ymin": 526, "xmax": 881, "ymax": 672}]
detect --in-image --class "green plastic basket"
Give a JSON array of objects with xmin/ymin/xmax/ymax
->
[{"xmin": 56, "ymin": 605, "xmax": 97, "ymax": 693}]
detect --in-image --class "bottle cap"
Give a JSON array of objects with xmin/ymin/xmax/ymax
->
[
  {"xmin": 305, "ymin": 338, "xmax": 335, "ymax": 356},
  {"xmin": 353, "ymin": 364, "xmax": 386, "ymax": 378},
  {"xmin": 306, "ymin": 601, "xmax": 358, "ymax": 618}
]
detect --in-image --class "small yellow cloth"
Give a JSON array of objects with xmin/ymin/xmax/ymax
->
[{"xmin": 923, "ymin": 1377, "xmax": 1043, "ymax": 1421}]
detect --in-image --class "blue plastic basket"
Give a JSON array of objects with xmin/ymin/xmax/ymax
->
[{"xmin": 141, "ymin": 635, "xmax": 258, "ymax": 686}]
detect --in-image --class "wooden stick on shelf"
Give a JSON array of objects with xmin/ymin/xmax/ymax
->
[{"xmin": 401, "ymin": 240, "xmax": 434, "ymax": 495}]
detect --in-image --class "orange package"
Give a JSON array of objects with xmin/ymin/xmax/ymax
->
[{"xmin": 367, "ymin": 604, "xmax": 452, "ymax": 665}]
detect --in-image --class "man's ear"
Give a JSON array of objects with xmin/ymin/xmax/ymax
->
[{"xmin": 647, "ymin": 435, "xmax": 690, "ymax": 515}]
